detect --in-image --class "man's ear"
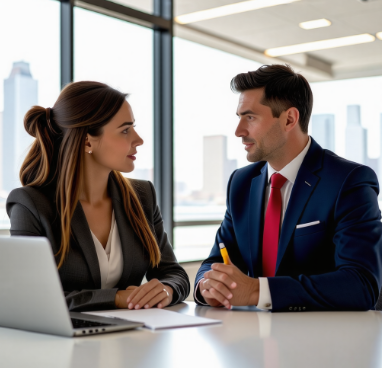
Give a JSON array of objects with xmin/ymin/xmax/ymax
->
[{"xmin": 284, "ymin": 107, "xmax": 300, "ymax": 132}]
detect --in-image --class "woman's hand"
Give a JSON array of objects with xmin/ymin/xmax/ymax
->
[
  {"xmin": 115, "ymin": 286, "xmax": 139, "ymax": 309},
  {"xmin": 115, "ymin": 279, "xmax": 173, "ymax": 310}
]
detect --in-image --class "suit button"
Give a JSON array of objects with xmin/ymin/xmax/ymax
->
[
  {"xmin": 289, "ymin": 307, "xmax": 293, "ymax": 311},
  {"xmin": 294, "ymin": 307, "xmax": 297, "ymax": 311},
  {"xmin": 303, "ymin": 307, "xmax": 306, "ymax": 310},
  {"xmin": 265, "ymin": 303, "xmax": 271, "ymax": 308}
]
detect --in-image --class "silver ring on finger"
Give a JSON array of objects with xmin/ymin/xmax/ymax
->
[{"xmin": 163, "ymin": 288, "xmax": 169, "ymax": 298}]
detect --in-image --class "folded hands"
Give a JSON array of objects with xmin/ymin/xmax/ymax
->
[
  {"xmin": 200, "ymin": 259, "xmax": 259, "ymax": 309},
  {"xmin": 115, "ymin": 279, "xmax": 173, "ymax": 310}
]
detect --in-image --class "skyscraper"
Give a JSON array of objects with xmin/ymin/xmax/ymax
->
[
  {"xmin": 311, "ymin": 114, "xmax": 335, "ymax": 151},
  {"xmin": 203, "ymin": 135, "xmax": 237, "ymax": 198},
  {"xmin": 345, "ymin": 105, "xmax": 367, "ymax": 165},
  {"xmin": 2, "ymin": 61, "xmax": 37, "ymax": 192}
]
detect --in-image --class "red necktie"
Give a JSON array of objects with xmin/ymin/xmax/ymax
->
[{"xmin": 262, "ymin": 173, "xmax": 287, "ymax": 277}]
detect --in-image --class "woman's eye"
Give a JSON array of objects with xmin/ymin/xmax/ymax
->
[{"xmin": 122, "ymin": 125, "xmax": 136, "ymax": 134}]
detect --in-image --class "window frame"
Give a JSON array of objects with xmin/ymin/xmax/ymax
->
[{"xmin": 58, "ymin": 0, "xmax": 219, "ymax": 258}]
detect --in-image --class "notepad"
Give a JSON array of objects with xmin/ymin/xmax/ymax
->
[{"xmin": 83, "ymin": 309, "xmax": 221, "ymax": 330}]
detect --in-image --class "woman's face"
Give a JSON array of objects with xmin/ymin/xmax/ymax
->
[{"xmin": 86, "ymin": 100, "xmax": 143, "ymax": 173}]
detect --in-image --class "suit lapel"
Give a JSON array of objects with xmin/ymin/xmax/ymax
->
[
  {"xmin": 108, "ymin": 177, "xmax": 143, "ymax": 288},
  {"xmin": 71, "ymin": 203, "xmax": 101, "ymax": 288},
  {"xmin": 275, "ymin": 138, "xmax": 323, "ymax": 273},
  {"xmin": 70, "ymin": 176, "xmax": 144, "ymax": 289},
  {"xmin": 248, "ymin": 164, "xmax": 268, "ymax": 277}
]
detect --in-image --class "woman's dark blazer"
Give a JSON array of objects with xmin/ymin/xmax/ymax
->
[{"xmin": 6, "ymin": 175, "xmax": 190, "ymax": 312}]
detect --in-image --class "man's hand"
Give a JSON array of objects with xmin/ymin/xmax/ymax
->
[
  {"xmin": 198, "ymin": 278, "xmax": 225, "ymax": 308},
  {"xmin": 200, "ymin": 261, "xmax": 259, "ymax": 309},
  {"xmin": 115, "ymin": 279, "xmax": 173, "ymax": 310}
]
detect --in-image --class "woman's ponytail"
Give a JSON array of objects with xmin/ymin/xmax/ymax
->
[{"xmin": 20, "ymin": 105, "xmax": 60, "ymax": 186}]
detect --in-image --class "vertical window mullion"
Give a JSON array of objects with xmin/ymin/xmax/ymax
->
[
  {"xmin": 60, "ymin": 0, "xmax": 74, "ymax": 88},
  {"xmin": 153, "ymin": 0, "xmax": 174, "ymax": 244}
]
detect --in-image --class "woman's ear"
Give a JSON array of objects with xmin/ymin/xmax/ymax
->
[{"xmin": 84, "ymin": 134, "xmax": 92, "ymax": 152}]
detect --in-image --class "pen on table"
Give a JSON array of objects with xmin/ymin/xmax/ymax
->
[{"xmin": 219, "ymin": 243, "xmax": 230, "ymax": 265}]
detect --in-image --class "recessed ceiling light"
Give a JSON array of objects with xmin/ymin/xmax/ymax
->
[
  {"xmin": 265, "ymin": 33, "xmax": 375, "ymax": 57},
  {"xmin": 175, "ymin": 0, "xmax": 301, "ymax": 25},
  {"xmin": 299, "ymin": 19, "xmax": 332, "ymax": 30},
  {"xmin": 376, "ymin": 32, "xmax": 382, "ymax": 40}
]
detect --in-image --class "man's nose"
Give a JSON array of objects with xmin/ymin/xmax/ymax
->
[{"xmin": 235, "ymin": 119, "xmax": 247, "ymax": 137}]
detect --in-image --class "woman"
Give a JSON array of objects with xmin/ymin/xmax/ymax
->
[{"xmin": 6, "ymin": 81, "xmax": 190, "ymax": 311}]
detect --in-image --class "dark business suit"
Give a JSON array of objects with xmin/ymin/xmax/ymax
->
[
  {"xmin": 7, "ymin": 175, "xmax": 190, "ymax": 311},
  {"xmin": 195, "ymin": 137, "xmax": 382, "ymax": 311}
]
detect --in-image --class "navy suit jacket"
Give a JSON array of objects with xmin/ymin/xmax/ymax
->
[{"xmin": 195, "ymin": 137, "xmax": 382, "ymax": 311}]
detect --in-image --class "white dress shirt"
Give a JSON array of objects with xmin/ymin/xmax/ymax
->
[
  {"xmin": 91, "ymin": 211, "xmax": 124, "ymax": 289},
  {"xmin": 195, "ymin": 137, "xmax": 312, "ymax": 309},
  {"xmin": 257, "ymin": 136, "xmax": 311, "ymax": 309}
]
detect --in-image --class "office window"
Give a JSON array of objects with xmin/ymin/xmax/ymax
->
[
  {"xmin": 74, "ymin": 7, "xmax": 154, "ymax": 182},
  {"xmin": 0, "ymin": 0, "xmax": 60, "ymax": 228},
  {"xmin": 310, "ymin": 76, "xmax": 382, "ymax": 192},
  {"xmin": 174, "ymin": 225, "xmax": 220, "ymax": 263},
  {"xmin": 173, "ymin": 37, "xmax": 261, "ymax": 260}
]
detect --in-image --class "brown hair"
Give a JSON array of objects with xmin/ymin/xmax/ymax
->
[
  {"xmin": 230, "ymin": 64, "xmax": 313, "ymax": 133},
  {"xmin": 20, "ymin": 81, "xmax": 160, "ymax": 269}
]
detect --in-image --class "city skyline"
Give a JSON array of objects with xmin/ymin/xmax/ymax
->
[
  {"xmin": 203, "ymin": 135, "xmax": 237, "ymax": 201},
  {"xmin": 345, "ymin": 105, "xmax": 367, "ymax": 166},
  {"xmin": 2, "ymin": 60, "xmax": 382, "ymax": 204},
  {"xmin": 2, "ymin": 61, "xmax": 37, "ymax": 192},
  {"xmin": 311, "ymin": 114, "xmax": 335, "ymax": 152}
]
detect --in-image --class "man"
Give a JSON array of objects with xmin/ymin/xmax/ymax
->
[{"xmin": 194, "ymin": 64, "xmax": 382, "ymax": 312}]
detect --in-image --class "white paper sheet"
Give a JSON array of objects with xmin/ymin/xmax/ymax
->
[{"xmin": 83, "ymin": 309, "xmax": 221, "ymax": 330}]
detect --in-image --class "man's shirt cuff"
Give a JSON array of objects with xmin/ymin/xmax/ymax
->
[
  {"xmin": 257, "ymin": 277, "xmax": 273, "ymax": 310},
  {"xmin": 194, "ymin": 278, "xmax": 209, "ymax": 305}
]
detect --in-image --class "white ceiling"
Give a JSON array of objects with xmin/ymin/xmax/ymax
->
[
  {"xmin": 174, "ymin": 0, "xmax": 382, "ymax": 81},
  {"xmin": 108, "ymin": 0, "xmax": 382, "ymax": 81}
]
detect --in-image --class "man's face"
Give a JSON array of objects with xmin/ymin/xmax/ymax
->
[{"xmin": 235, "ymin": 88, "xmax": 286, "ymax": 163}]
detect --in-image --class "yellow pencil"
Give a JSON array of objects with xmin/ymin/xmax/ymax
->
[{"xmin": 219, "ymin": 243, "xmax": 230, "ymax": 265}]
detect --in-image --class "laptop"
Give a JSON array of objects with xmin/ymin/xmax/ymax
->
[{"xmin": 0, "ymin": 236, "xmax": 144, "ymax": 337}]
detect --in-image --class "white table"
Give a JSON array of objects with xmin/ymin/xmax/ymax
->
[{"xmin": 1, "ymin": 302, "xmax": 382, "ymax": 368}]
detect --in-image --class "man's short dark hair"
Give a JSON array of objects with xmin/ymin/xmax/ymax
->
[{"xmin": 230, "ymin": 64, "xmax": 313, "ymax": 134}]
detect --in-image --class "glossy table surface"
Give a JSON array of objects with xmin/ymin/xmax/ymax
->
[{"xmin": 1, "ymin": 302, "xmax": 382, "ymax": 368}]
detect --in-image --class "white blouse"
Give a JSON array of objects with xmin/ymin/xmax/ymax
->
[{"xmin": 91, "ymin": 211, "xmax": 123, "ymax": 289}]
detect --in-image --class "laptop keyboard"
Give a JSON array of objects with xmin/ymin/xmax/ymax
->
[{"xmin": 71, "ymin": 318, "xmax": 114, "ymax": 329}]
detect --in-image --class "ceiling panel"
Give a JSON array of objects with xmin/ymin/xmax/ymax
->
[
  {"xmin": 310, "ymin": 39, "xmax": 382, "ymax": 63},
  {"xmin": 337, "ymin": 11, "xmax": 382, "ymax": 34},
  {"xmin": 309, "ymin": 0, "xmax": 382, "ymax": 16},
  {"xmin": 264, "ymin": 1, "xmax": 328, "ymax": 23},
  {"xmin": 190, "ymin": 14, "xmax": 360, "ymax": 50},
  {"xmin": 174, "ymin": 0, "xmax": 244, "ymax": 16},
  {"xmin": 174, "ymin": 0, "xmax": 382, "ymax": 81},
  {"xmin": 189, "ymin": 9, "xmax": 292, "ymax": 33}
]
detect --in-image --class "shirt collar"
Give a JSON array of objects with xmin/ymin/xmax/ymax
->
[{"xmin": 267, "ymin": 136, "xmax": 311, "ymax": 185}]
